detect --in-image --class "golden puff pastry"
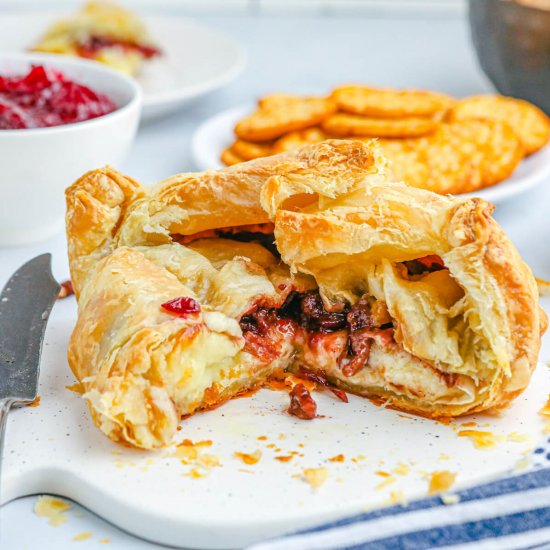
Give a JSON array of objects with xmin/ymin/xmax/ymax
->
[
  {"xmin": 66, "ymin": 140, "xmax": 546, "ymax": 449},
  {"xmin": 66, "ymin": 140, "xmax": 378, "ymax": 295}
]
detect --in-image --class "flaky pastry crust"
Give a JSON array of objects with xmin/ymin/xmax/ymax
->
[{"xmin": 66, "ymin": 140, "xmax": 546, "ymax": 448}]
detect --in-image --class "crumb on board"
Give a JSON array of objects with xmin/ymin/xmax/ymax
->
[
  {"xmin": 387, "ymin": 489, "xmax": 407, "ymax": 506},
  {"xmin": 34, "ymin": 496, "xmax": 71, "ymax": 526},
  {"xmin": 376, "ymin": 475, "xmax": 396, "ymax": 490},
  {"xmin": 393, "ymin": 462, "xmax": 411, "ymax": 476},
  {"xmin": 198, "ymin": 454, "xmax": 221, "ymax": 468},
  {"xmin": 26, "ymin": 395, "xmax": 40, "ymax": 407},
  {"xmin": 275, "ymin": 455, "xmax": 293, "ymax": 462},
  {"xmin": 457, "ymin": 430, "xmax": 498, "ymax": 450},
  {"xmin": 460, "ymin": 421, "xmax": 477, "ymax": 427},
  {"xmin": 440, "ymin": 493, "xmax": 460, "ymax": 505},
  {"xmin": 328, "ymin": 454, "xmax": 345, "ymax": 463},
  {"xmin": 429, "ymin": 471, "xmax": 456, "ymax": 495},
  {"xmin": 73, "ymin": 532, "xmax": 93, "ymax": 542},
  {"xmin": 540, "ymin": 395, "xmax": 550, "ymax": 417},
  {"xmin": 303, "ymin": 467, "xmax": 329, "ymax": 488},
  {"xmin": 184, "ymin": 468, "xmax": 206, "ymax": 479},
  {"xmin": 234, "ymin": 450, "xmax": 262, "ymax": 465},
  {"xmin": 507, "ymin": 431, "xmax": 529, "ymax": 443},
  {"xmin": 99, "ymin": 539, "xmax": 111, "ymax": 544},
  {"xmin": 514, "ymin": 456, "xmax": 532, "ymax": 472},
  {"xmin": 257, "ymin": 436, "xmax": 268, "ymax": 441}
]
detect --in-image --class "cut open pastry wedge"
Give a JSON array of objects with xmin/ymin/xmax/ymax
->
[{"xmin": 66, "ymin": 140, "xmax": 546, "ymax": 449}]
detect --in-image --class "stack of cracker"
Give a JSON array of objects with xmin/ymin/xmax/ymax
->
[{"xmin": 222, "ymin": 86, "xmax": 550, "ymax": 195}]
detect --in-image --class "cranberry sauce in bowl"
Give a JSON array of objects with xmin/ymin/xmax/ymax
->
[
  {"xmin": 0, "ymin": 53, "xmax": 141, "ymax": 245},
  {"xmin": 0, "ymin": 65, "xmax": 116, "ymax": 129}
]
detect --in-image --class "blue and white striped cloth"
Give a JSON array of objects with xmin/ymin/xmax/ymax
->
[{"xmin": 249, "ymin": 439, "xmax": 550, "ymax": 550}]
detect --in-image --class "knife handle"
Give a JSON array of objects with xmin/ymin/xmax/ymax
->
[{"xmin": 0, "ymin": 398, "xmax": 12, "ymax": 496}]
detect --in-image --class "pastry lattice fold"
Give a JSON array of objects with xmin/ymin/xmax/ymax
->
[{"xmin": 66, "ymin": 140, "xmax": 546, "ymax": 448}]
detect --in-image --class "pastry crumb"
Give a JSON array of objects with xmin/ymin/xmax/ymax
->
[
  {"xmin": 234, "ymin": 450, "xmax": 262, "ymax": 465},
  {"xmin": 393, "ymin": 462, "xmax": 411, "ymax": 476},
  {"xmin": 388, "ymin": 489, "xmax": 407, "ymax": 506},
  {"xmin": 507, "ymin": 431, "xmax": 529, "ymax": 443},
  {"xmin": 328, "ymin": 454, "xmax": 345, "ymax": 463},
  {"xmin": 514, "ymin": 456, "xmax": 532, "ymax": 472},
  {"xmin": 99, "ymin": 539, "xmax": 111, "ymax": 544},
  {"xmin": 184, "ymin": 468, "xmax": 206, "ymax": 479},
  {"xmin": 257, "ymin": 435, "xmax": 268, "ymax": 441},
  {"xmin": 429, "ymin": 471, "xmax": 456, "ymax": 494},
  {"xmin": 73, "ymin": 531, "xmax": 93, "ymax": 542},
  {"xmin": 376, "ymin": 475, "xmax": 396, "ymax": 490},
  {"xmin": 440, "ymin": 493, "xmax": 460, "ymax": 505},
  {"xmin": 303, "ymin": 467, "xmax": 329, "ymax": 488},
  {"xmin": 198, "ymin": 453, "xmax": 221, "ymax": 468},
  {"xmin": 26, "ymin": 395, "xmax": 40, "ymax": 407},
  {"xmin": 275, "ymin": 455, "xmax": 293, "ymax": 462},
  {"xmin": 458, "ymin": 429, "xmax": 498, "ymax": 449},
  {"xmin": 34, "ymin": 496, "xmax": 71, "ymax": 526}
]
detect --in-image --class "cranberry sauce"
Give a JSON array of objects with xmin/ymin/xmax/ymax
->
[
  {"xmin": 0, "ymin": 65, "xmax": 116, "ymax": 129},
  {"xmin": 77, "ymin": 36, "xmax": 161, "ymax": 60},
  {"xmin": 240, "ymin": 291, "xmax": 394, "ymax": 376}
]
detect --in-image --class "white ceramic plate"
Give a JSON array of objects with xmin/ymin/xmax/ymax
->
[
  {"xmin": 192, "ymin": 105, "xmax": 550, "ymax": 204},
  {"xmin": 2, "ymin": 296, "xmax": 550, "ymax": 549},
  {"xmin": 0, "ymin": 14, "xmax": 246, "ymax": 120}
]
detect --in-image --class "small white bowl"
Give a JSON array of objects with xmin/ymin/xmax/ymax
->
[{"xmin": 0, "ymin": 53, "xmax": 142, "ymax": 246}]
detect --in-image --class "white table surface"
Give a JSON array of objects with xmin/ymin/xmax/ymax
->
[{"xmin": 1, "ymin": 10, "xmax": 550, "ymax": 550}]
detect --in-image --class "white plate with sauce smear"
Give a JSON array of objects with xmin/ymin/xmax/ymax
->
[
  {"xmin": 191, "ymin": 105, "xmax": 550, "ymax": 205},
  {"xmin": 0, "ymin": 14, "xmax": 246, "ymax": 120}
]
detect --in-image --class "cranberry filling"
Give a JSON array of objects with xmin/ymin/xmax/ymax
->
[
  {"xmin": 240, "ymin": 291, "xmax": 349, "ymax": 337},
  {"xmin": 161, "ymin": 296, "xmax": 201, "ymax": 317},
  {"xmin": 77, "ymin": 35, "xmax": 161, "ymax": 59},
  {"xmin": 0, "ymin": 65, "xmax": 116, "ymax": 129},
  {"xmin": 288, "ymin": 383, "xmax": 317, "ymax": 420},
  {"xmin": 402, "ymin": 254, "xmax": 445, "ymax": 277},
  {"xmin": 239, "ymin": 291, "xmax": 395, "ymax": 377}
]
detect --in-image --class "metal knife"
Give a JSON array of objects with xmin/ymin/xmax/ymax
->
[{"xmin": 0, "ymin": 254, "xmax": 60, "ymax": 471}]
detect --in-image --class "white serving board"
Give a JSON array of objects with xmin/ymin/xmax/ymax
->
[
  {"xmin": 191, "ymin": 105, "xmax": 550, "ymax": 205},
  {"xmin": 2, "ymin": 296, "xmax": 549, "ymax": 549}
]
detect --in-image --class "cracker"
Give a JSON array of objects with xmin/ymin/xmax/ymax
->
[
  {"xmin": 449, "ymin": 95, "xmax": 550, "ymax": 155},
  {"xmin": 234, "ymin": 95, "xmax": 337, "ymax": 142},
  {"xmin": 331, "ymin": 85, "xmax": 454, "ymax": 118},
  {"xmin": 322, "ymin": 113, "xmax": 439, "ymax": 138},
  {"xmin": 272, "ymin": 127, "xmax": 327, "ymax": 153},
  {"xmin": 220, "ymin": 147, "xmax": 245, "ymax": 166},
  {"xmin": 380, "ymin": 120, "xmax": 523, "ymax": 194},
  {"xmin": 232, "ymin": 139, "xmax": 275, "ymax": 160}
]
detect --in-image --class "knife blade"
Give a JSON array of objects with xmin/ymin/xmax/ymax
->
[{"xmin": 0, "ymin": 254, "xmax": 60, "ymax": 402}]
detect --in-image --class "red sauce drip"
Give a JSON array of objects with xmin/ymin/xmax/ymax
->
[
  {"xmin": 288, "ymin": 383, "xmax": 317, "ymax": 420},
  {"xmin": 0, "ymin": 65, "xmax": 116, "ymax": 129},
  {"xmin": 161, "ymin": 296, "xmax": 201, "ymax": 317},
  {"xmin": 295, "ymin": 368, "xmax": 348, "ymax": 403}
]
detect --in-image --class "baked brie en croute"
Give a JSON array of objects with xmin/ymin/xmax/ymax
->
[
  {"xmin": 32, "ymin": 1, "xmax": 160, "ymax": 75},
  {"xmin": 65, "ymin": 140, "xmax": 546, "ymax": 449}
]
